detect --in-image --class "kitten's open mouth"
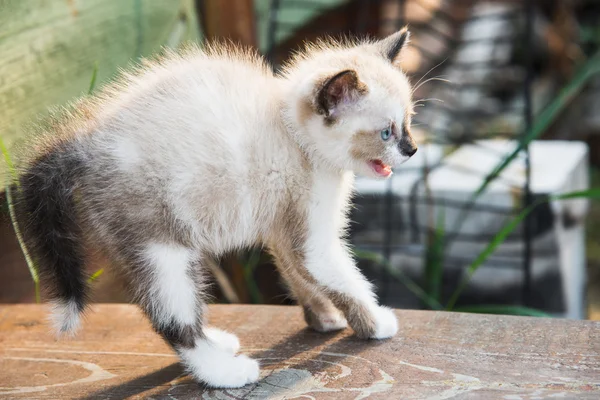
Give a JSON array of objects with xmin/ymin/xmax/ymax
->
[{"xmin": 368, "ymin": 159, "xmax": 392, "ymax": 177}]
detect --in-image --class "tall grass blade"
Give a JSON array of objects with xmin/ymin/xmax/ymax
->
[
  {"xmin": 6, "ymin": 185, "xmax": 40, "ymax": 303},
  {"xmin": 424, "ymin": 209, "xmax": 445, "ymax": 303},
  {"xmin": 88, "ymin": 62, "xmax": 98, "ymax": 95},
  {"xmin": 1, "ymin": 138, "xmax": 41, "ymax": 303},
  {"xmin": 446, "ymin": 189, "xmax": 600, "ymax": 310}
]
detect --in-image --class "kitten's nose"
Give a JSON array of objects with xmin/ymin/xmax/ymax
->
[
  {"xmin": 399, "ymin": 136, "xmax": 418, "ymax": 157},
  {"xmin": 405, "ymin": 146, "xmax": 418, "ymax": 157}
]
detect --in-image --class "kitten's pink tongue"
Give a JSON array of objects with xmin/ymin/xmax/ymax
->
[{"xmin": 369, "ymin": 160, "xmax": 392, "ymax": 177}]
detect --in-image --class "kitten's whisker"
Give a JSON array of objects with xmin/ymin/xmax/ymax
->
[
  {"xmin": 413, "ymin": 77, "xmax": 451, "ymax": 93},
  {"xmin": 411, "ymin": 57, "xmax": 449, "ymax": 94},
  {"xmin": 415, "ymin": 97, "xmax": 444, "ymax": 105}
]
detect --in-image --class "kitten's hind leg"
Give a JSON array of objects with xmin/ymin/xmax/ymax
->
[{"xmin": 127, "ymin": 242, "xmax": 259, "ymax": 388}]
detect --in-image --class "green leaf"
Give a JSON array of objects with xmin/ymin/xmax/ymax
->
[
  {"xmin": 353, "ymin": 248, "xmax": 443, "ymax": 310},
  {"xmin": 87, "ymin": 268, "xmax": 104, "ymax": 283},
  {"xmin": 454, "ymin": 305, "xmax": 551, "ymax": 317},
  {"xmin": 551, "ymin": 189, "xmax": 600, "ymax": 201},
  {"xmin": 0, "ymin": 138, "xmax": 16, "ymax": 181},
  {"xmin": 424, "ymin": 209, "xmax": 445, "ymax": 303},
  {"xmin": 88, "ymin": 62, "xmax": 98, "ymax": 95},
  {"xmin": 446, "ymin": 189, "xmax": 600, "ymax": 310}
]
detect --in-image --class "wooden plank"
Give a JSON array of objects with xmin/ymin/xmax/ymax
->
[
  {"xmin": 0, "ymin": 0, "xmax": 201, "ymax": 182},
  {"xmin": 0, "ymin": 304, "xmax": 598, "ymax": 398}
]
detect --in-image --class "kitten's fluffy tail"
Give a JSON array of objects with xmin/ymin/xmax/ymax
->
[{"xmin": 13, "ymin": 145, "xmax": 88, "ymax": 336}]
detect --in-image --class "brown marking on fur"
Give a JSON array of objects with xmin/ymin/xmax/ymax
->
[
  {"xmin": 268, "ymin": 201, "xmax": 314, "ymax": 286},
  {"xmin": 355, "ymin": 78, "xmax": 369, "ymax": 95},
  {"xmin": 268, "ymin": 198, "xmax": 349, "ymax": 332},
  {"xmin": 323, "ymin": 114, "xmax": 337, "ymax": 127},
  {"xmin": 297, "ymin": 97, "xmax": 315, "ymax": 128},
  {"xmin": 350, "ymin": 129, "xmax": 385, "ymax": 161}
]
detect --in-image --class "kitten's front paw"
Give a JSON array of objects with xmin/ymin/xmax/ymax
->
[
  {"xmin": 205, "ymin": 327, "xmax": 240, "ymax": 354},
  {"xmin": 370, "ymin": 306, "xmax": 398, "ymax": 339},
  {"xmin": 304, "ymin": 306, "xmax": 347, "ymax": 332},
  {"xmin": 202, "ymin": 354, "xmax": 260, "ymax": 388}
]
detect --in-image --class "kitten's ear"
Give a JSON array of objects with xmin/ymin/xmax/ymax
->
[
  {"xmin": 316, "ymin": 70, "xmax": 367, "ymax": 117},
  {"xmin": 375, "ymin": 27, "xmax": 410, "ymax": 65}
]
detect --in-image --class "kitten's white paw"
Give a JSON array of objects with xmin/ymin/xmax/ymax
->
[
  {"xmin": 370, "ymin": 306, "xmax": 398, "ymax": 339},
  {"xmin": 180, "ymin": 339, "xmax": 260, "ymax": 388},
  {"xmin": 205, "ymin": 327, "xmax": 240, "ymax": 354},
  {"xmin": 314, "ymin": 311, "xmax": 348, "ymax": 332},
  {"xmin": 201, "ymin": 354, "xmax": 260, "ymax": 388}
]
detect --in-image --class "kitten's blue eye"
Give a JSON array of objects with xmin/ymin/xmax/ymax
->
[{"xmin": 380, "ymin": 127, "xmax": 392, "ymax": 141}]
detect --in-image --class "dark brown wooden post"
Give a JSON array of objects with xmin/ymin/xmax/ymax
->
[{"xmin": 197, "ymin": 0, "xmax": 257, "ymax": 47}]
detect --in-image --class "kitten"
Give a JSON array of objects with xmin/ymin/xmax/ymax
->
[{"xmin": 13, "ymin": 28, "xmax": 417, "ymax": 388}]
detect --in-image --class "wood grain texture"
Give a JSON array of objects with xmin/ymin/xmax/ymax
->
[
  {"xmin": 0, "ymin": 0, "xmax": 201, "ymax": 182},
  {"xmin": 0, "ymin": 304, "xmax": 598, "ymax": 399}
]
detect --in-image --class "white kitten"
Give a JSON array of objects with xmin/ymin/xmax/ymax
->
[{"xmin": 14, "ymin": 28, "xmax": 417, "ymax": 388}]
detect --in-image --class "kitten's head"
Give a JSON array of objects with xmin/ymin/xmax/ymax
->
[{"xmin": 282, "ymin": 28, "xmax": 417, "ymax": 179}]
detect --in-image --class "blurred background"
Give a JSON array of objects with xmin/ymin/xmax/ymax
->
[{"xmin": 1, "ymin": 0, "xmax": 599, "ymax": 320}]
